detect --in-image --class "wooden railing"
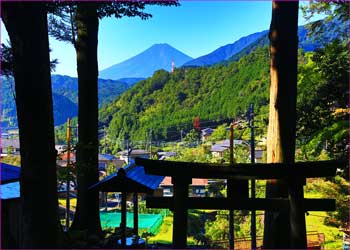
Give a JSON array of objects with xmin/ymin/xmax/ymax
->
[{"xmin": 135, "ymin": 158, "xmax": 345, "ymax": 249}]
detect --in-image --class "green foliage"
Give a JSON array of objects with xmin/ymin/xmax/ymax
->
[
  {"xmin": 208, "ymin": 124, "xmax": 228, "ymax": 142},
  {"xmin": 1, "ymin": 155, "xmax": 21, "ymax": 166},
  {"xmin": 183, "ymin": 129, "xmax": 200, "ymax": 145},
  {"xmin": 204, "ymin": 210, "xmax": 247, "ymax": 241},
  {"xmin": 101, "ymin": 47, "xmax": 270, "ymax": 143},
  {"xmin": 301, "ymin": 1, "xmax": 350, "ymax": 42},
  {"xmin": 105, "ymin": 162, "xmax": 116, "ymax": 176},
  {"xmin": 305, "ymin": 177, "xmax": 350, "ymax": 228},
  {"xmin": 138, "ymin": 201, "xmax": 170, "ymax": 216},
  {"xmin": 204, "ymin": 210, "xmax": 229, "ymax": 241},
  {"xmin": 324, "ymin": 176, "xmax": 350, "ymax": 228},
  {"xmin": 296, "ymin": 40, "xmax": 349, "ymax": 161}
]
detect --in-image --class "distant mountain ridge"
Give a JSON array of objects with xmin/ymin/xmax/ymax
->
[
  {"xmin": 1, "ymin": 75, "xmax": 138, "ymax": 129},
  {"xmin": 99, "ymin": 43, "xmax": 193, "ymax": 80},
  {"xmin": 224, "ymin": 24, "xmax": 341, "ymax": 64},
  {"xmin": 183, "ymin": 30, "xmax": 268, "ymax": 67},
  {"xmin": 183, "ymin": 19, "xmax": 348, "ymax": 67}
]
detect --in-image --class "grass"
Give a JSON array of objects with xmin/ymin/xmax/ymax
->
[
  {"xmin": 304, "ymin": 179, "xmax": 343, "ymax": 249},
  {"xmin": 147, "ymin": 216, "xmax": 196, "ymax": 245},
  {"xmin": 58, "ymin": 198, "xmax": 77, "ymax": 211},
  {"xmin": 148, "ymin": 216, "xmax": 173, "ymax": 244},
  {"xmin": 306, "ymin": 211, "xmax": 342, "ymax": 249}
]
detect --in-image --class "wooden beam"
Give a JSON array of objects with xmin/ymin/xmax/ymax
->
[
  {"xmin": 172, "ymin": 176, "xmax": 191, "ymax": 249},
  {"xmin": 288, "ymin": 178, "xmax": 307, "ymax": 248},
  {"xmin": 146, "ymin": 197, "xmax": 335, "ymax": 211},
  {"xmin": 133, "ymin": 193, "xmax": 138, "ymax": 237},
  {"xmin": 121, "ymin": 191, "xmax": 127, "ymax": 248},
  {"xmin": 135, "ymin": 158, "xmax": 342, "ymax": 179}
]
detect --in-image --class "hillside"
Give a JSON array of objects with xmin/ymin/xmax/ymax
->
[
  {"xmin": 99, "ymin": 43, "xmax": 193, "ymax": 80},
  {"xmin": 100, "ymin": 36, "xmax": 348, "ymax": 162},
  {"xmin": 1, "ymin": 75, "xmax": 136, "ymax": 128},
  {"xmin": 183, "ymin": 30, "xmax": 268, "ymax": 67},
  {"xmin": 99, "ymin": 46, "xmax": 271, "ymax": 143},
  {"xmin": 185, "ymin": 19, "xmax": 348, "ymax": 67}
]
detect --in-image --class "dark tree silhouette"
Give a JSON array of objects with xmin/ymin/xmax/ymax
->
[
  {"xmin": 48, "ymin": 2, "xmax": 179, "ymax": 237},
  {"xmin": 2, "ymin": 2, "xmax": 60, "ymax": 248},
  {"xmin": 69, "ymin": 3, "xmax": 102, "ymax": 236}
]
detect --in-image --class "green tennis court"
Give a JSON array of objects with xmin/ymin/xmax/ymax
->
[{"xmin": 100, "ymin": 211, "xmax": 164, "ymax": 235}]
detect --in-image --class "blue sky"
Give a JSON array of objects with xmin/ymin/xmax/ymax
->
[{"xmin": 1, "ymin": 1, "xmax": 321, "ymax": 77}]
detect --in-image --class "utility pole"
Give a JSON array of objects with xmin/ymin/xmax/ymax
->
[
  {"xmin": 228, "ymin": 122, "xmax": 235, "ymax": 250},
  {"xmin": 66, "ymin": 118, "xmax": 71, "ymax": 231},
  {"xmin": 126, "ymin": 140, "xmax": 130, "ymax": 164},
  {"xmin": 149, "ymin": 129, "xmax": 152, "ymax": 159},
  {"xmin": 103, "ymin": 126, "xmax": 107, "ymax": 154},
  {"xmin": 248, "ymin": 103, "xmax": 256, "ymax": 249}
]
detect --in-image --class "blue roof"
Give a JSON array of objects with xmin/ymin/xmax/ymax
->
[
  {"xmin": 89, "ymin": 164, "xmax": 164, "ymax": 193},
  {"xmin": 125, "ymin": 165, "xmax": 164, "ymax": 190},
  {"xmin": 1, "ymin": 163, "xmax": 20, "ymax": 183},
  {"xmin": 0, "ymin": 181, "xmax": 20, "ymax": 200}
]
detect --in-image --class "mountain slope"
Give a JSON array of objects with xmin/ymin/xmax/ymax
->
[
  {"xmin": 225, "ymin": 19, "xmax": 349, "ymax": 64},
  {"xmin": 184, "ymin": 19, "xmax": 348, "ymax": 68},
  {"xmin": 51, "ymin": 75, "xmax": 136, "ymax": 107},
  {"xmin": 183, "ymin": 30, "xmax": 268, "ymax": 67},
  {"xmin": 99, "ymin": 43, "xmax": 193, "ymax": 80},
  {"xmin": 1, "ymin": 75, "xmax": 135, "ymax": 128},
  {"xmin": 99, "ymin": 46, "xmax": 271, "ymax": 143}
]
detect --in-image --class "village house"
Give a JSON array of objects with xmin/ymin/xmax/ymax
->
[
  {"xmin": 159, "ymin": 176, "xmax": 208, "ymax": 197},
  {"xmin": 56, "ymin": 151, "xmax": 125, "ymax": 171},
  {"xmin": 118, "ymin": 149, "xmax": 150, "ymax": 164},
  {"xmin": 210, "ymin": 139, "xmax": 247, "ymax": 158},
  {"xmin": 201, "ymin": 128, "xmax": 214, "ymax": 142},
  {"xmin": 157, "ymin": 151, "xmax": 177, "ymax": 160},
  {"xmin": 98, "ymin": 153, "xmax": 126, "ymax": 171}
]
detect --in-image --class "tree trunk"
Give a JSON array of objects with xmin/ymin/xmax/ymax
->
[
  {"xmin": 2, "ymin": 3, "xmax": 60, "ymax": 248},
  {"xmin": 70, "ymin": 3, "xmax": 102, "ymax": 237},
  {"xmin": 263, "ymin": 1, "xmax": 299, "ymax": 249}
]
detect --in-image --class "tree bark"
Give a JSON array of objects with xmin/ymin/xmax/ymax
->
[
  {"xmin": 263, "ymin": 1, "xmax": 299, "ymax": 249},
  {"xmin": 70, "ymin": 3, "xmax": 102, "ymax": 236},
  {"xmin": 2, "ymin": 2, "xmax": 60, "ymax": 248}
]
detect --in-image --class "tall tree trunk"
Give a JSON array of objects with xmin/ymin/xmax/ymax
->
[
  {"xmin": 2, "ymin": 2, "xmax": 60, "ymax": 248},
  {"xmin": 70, "ymin": 3, "xmax": 102, "ymax": 237},
  {"xmin": 263, "ymin": 1, "xmax": 299, "ymax": 249}
]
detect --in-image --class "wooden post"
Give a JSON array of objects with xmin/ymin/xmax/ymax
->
[
  {"xmin": 264, "ymin": 1, "xmax": 299, "ymax": 248},
  {"xmin": 121, "ymin": 191, "xmax": 127, "ymax": 248},
  {"xmin": 249, "ymin": 103, "xmax": 257, "ymax": 250},
  {"xmin": 133, "ymin": 193, "xmax": 138, "ymax": 236},
  {"xmin": 228, "ymin": 123, "xmax": 235, "ymax": 250},
  {"xmin": 172, "ymin": 176, "xmax": 190, "ymax": 248},
  {"xmin": 66, "ymin": 118, "xmax": 71, "ymax": 231},
  {"xmin": 288, "ymin": 178, "xmax": 307, "ymax": 248}
]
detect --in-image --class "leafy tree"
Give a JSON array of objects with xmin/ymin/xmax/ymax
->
[
  {"xmin": 208, "ymin": 124, "xmax": 228, "ymax": 142},
  {"xmin": 324, "ymin": 176, "xmax": 350, "ymax": 228},
  {"xmin": 183, "ymin": 129, "xmax": 200, "ymax": 146},
  {"xmin": 296, "ymin": 40, "xmax": 349, "ymax": 161},
  {"xmin": 301, "ymin": 1, "xmax": 350, "ymax": 43},
  {"xmin": 47, "ymin": 1, "xmax": 179, "ymax": 237},
  {"xmin": 0, "ymin": 43, "xmax": 58, "ymax": 78},
  {"xmin": 2, "ymin": 2, "xmax": 60, "ymax": 248}
]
